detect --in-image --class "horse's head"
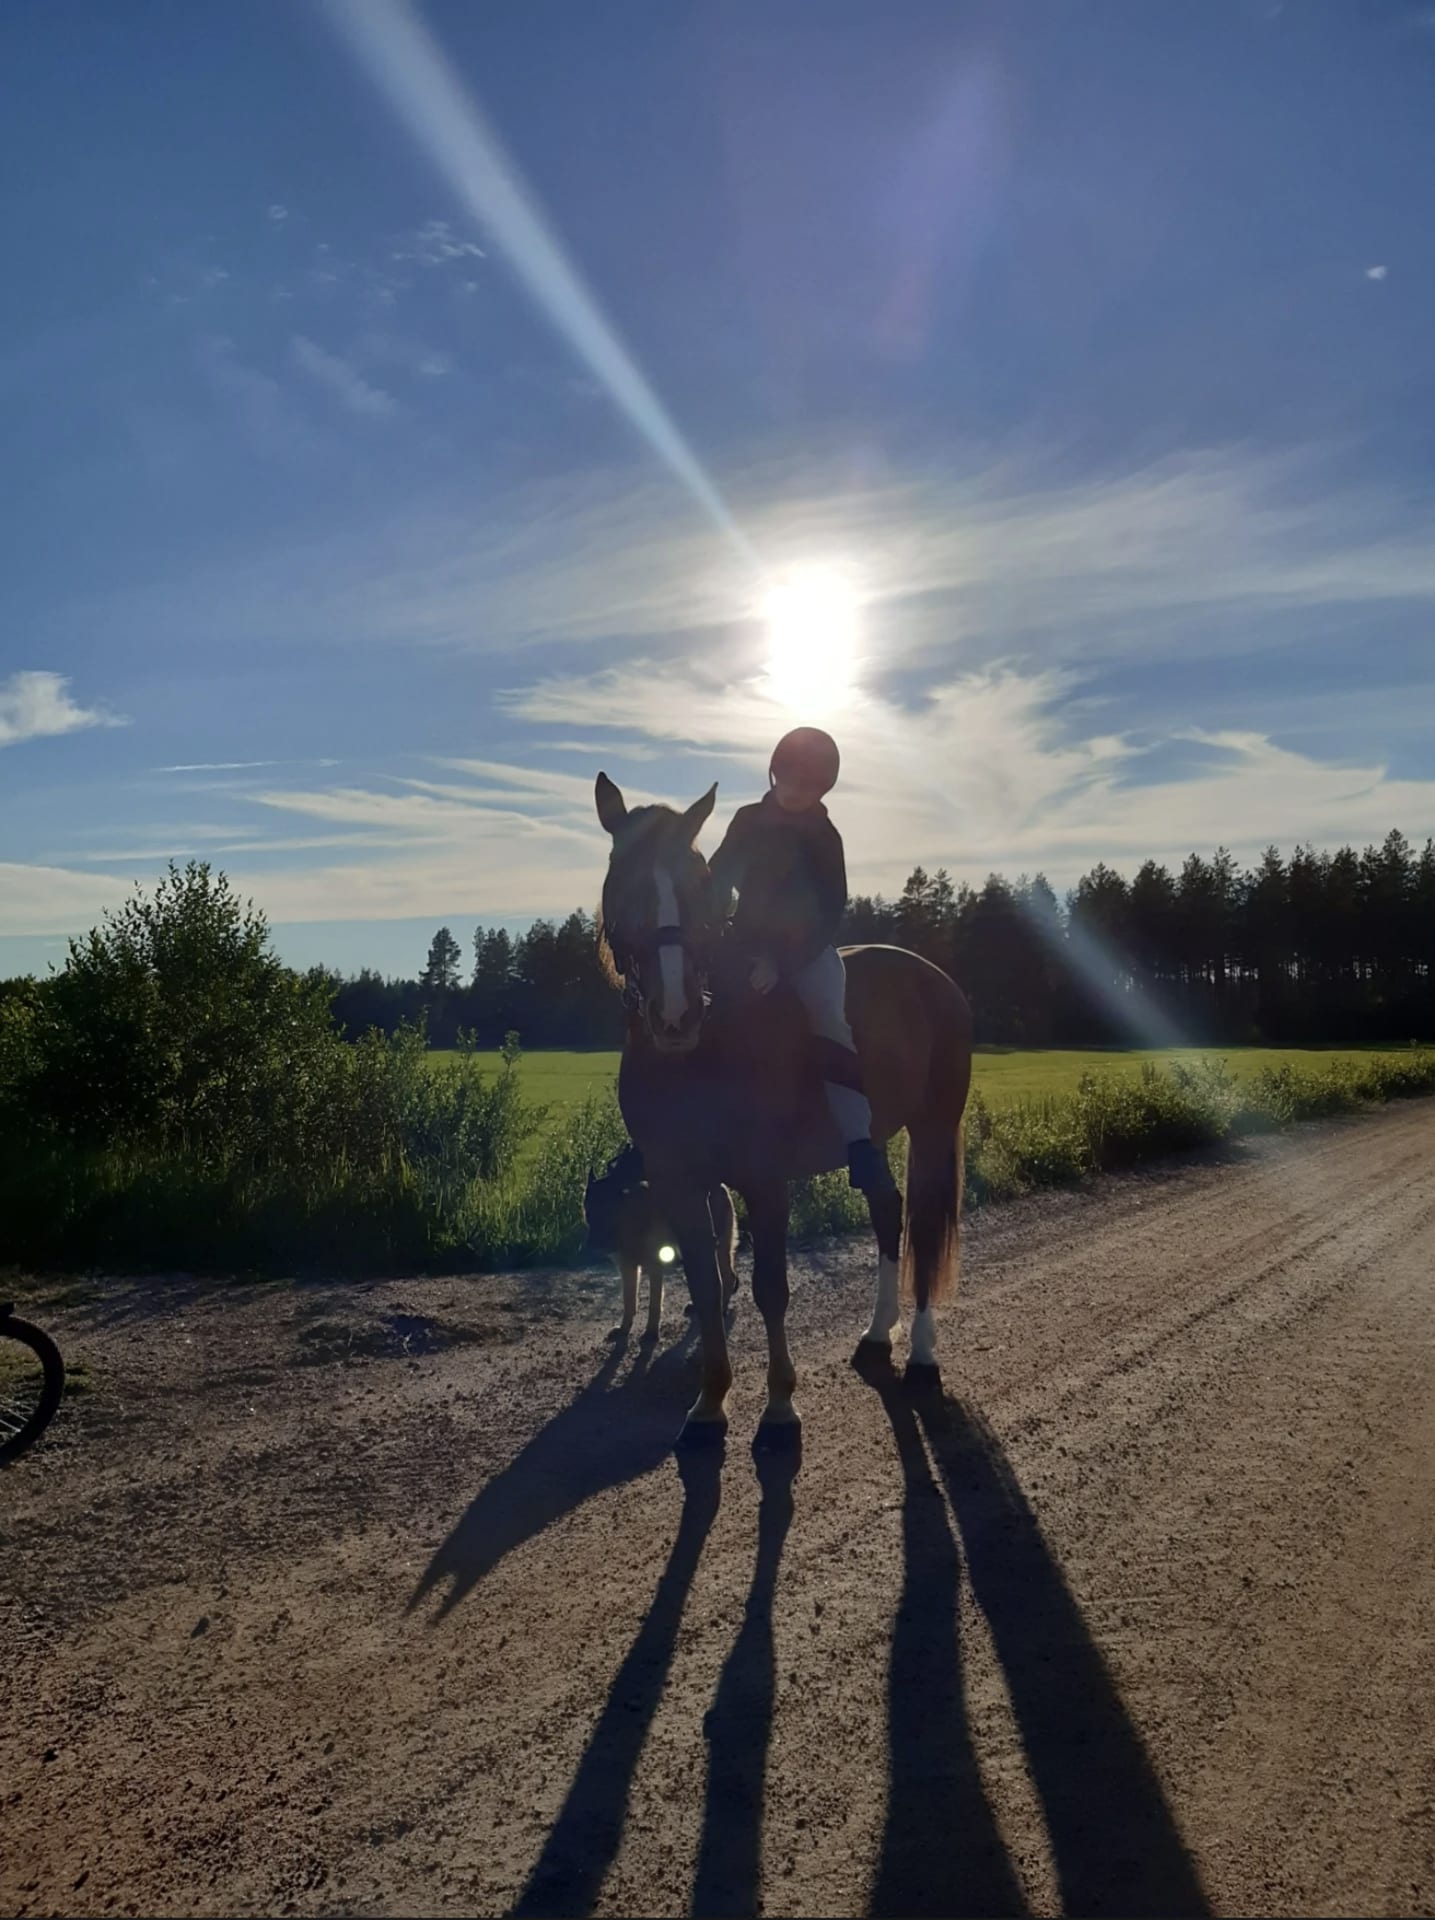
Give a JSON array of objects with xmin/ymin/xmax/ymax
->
[{"xmin": 595, "ymin": 772, "xmax": 717, "ymax": 1054}]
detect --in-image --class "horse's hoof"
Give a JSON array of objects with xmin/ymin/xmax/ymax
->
[
  {"xmin": 754, "ymin": 1416, "xmax": 803, "ymax": 1454},
  {"xmin": 904, "ymin": 1360, "xmax": 943, "ymax": 1393},
  {"xmin": 676, "ymin": 1416, "xmax": 728, "ymax": 1451},
  {"xmin": 852, "ymin": 1338, "xmax": 895, "ymax": 1379},
  {"xmin": 639, "ymin": 1325, "xmax": 660, "ymax": 1346},
  {"xmin": 608, "ymin": 1322, "xmax": 632, "ymax": 1344}
]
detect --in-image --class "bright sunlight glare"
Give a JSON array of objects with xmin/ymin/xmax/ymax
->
[{"xmin": 761, "ymin": 565, "xmax": 861, "ymax": 715}]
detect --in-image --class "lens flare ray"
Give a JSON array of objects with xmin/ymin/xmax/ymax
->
[{"xmin": 321, "ymin": 0, "xmax": 757, "ymax": 569}]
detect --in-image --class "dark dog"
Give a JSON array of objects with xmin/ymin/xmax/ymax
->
[{"xmin": 583, "ymin": 1146, "xmax": 739, "ymax": 1342}]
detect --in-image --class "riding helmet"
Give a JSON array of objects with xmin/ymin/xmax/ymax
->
[{"xmin": 770, "ymin": 726, "xmax": 840, "ymax": 795}]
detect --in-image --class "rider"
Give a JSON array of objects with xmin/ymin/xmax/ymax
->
[{"xmin": 707, "ymin": 726, "xmax": 895, "ymax": 1195}]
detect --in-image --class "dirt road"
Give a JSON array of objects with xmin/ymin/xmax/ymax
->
[{"xmin": 5, "ymin": 1103, "xmax": 1435, "ymax": 1918}]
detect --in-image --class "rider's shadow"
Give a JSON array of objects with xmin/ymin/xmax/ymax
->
[
  {"xmin": 857, "ymin": 1355, "xmax": 1210, "ymax": 1919},
  {"xmin": 410, "ymin": 1325, "xmax": 699, "ymax": 1621}
]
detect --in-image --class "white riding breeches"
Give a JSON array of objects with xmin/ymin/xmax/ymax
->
[{"xmin": 790, "ymin": 946, "xmax": 873, "ymax": 1145}]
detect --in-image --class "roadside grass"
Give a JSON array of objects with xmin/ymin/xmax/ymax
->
[
  {"xmin": 429, "ymin": 1042, "xmax": 1421, "ymax": 1125},
  {"xmin": 5, "ymin": 1045, "xmax": 1432, "ymax": 1278}
]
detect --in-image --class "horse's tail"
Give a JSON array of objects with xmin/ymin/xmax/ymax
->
[{"xmin": 901, "ymin": 980, "xmax": 972, "ymax": 1308}]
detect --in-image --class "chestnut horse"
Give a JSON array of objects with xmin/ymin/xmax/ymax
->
[{"xmin": 595, "ymin": 773, "xmax": 973, "ymax": 1447}]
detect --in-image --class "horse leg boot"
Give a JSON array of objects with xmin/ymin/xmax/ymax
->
[
  {"xmin": 660, "ymin": 1181, "xmax": 732, "ymax": 1444},
  {"xmin": 745, "ymin": 1182, "xmax": 800, "ymax": 1447},
  {"xmin": 857, "ymin": 1183, "xmax": 904, "ymax": 1358}
]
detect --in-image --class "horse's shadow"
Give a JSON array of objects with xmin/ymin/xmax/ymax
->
[
  {"xmin": 857, "ymin": 1353, "xmax": 1210, "ymax": 1919},
  {"xmin": 512, "ymin": 1445, "xmax": 727, "ymax": 1919},
  {"xmin": 858, "ymin": 1357, "xmax": 1027, "ymax": 1918},
  {"xmin": 690, "ymin": 1445, "xmax": 799, "ymax": 1919},
  {"xmin": 409, "ymin": 1324, "xmax": 699, "ymax": 1620}
]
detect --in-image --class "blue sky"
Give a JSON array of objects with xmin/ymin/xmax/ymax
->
[{"xmin": 4, "ymin": 0, "xmax": 1435, "ymax": 978}]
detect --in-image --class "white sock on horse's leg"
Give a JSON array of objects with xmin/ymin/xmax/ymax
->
[
  {"xmin": 863, "ymin": 1254, "xmax": 901, "ymax": 1345},
  {"xmin": 910, "ymin": 1305, "xmax": 938, "ymax": 1367}
]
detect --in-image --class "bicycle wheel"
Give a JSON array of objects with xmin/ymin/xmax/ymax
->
[{"xmin": 0, "ymin": 1315, "xmax": 65, "ymax": 1464}]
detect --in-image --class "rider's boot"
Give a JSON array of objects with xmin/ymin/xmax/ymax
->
[{"xmin": 847, "ymin": 1137, "xmax": 897, "ymax": 1195}]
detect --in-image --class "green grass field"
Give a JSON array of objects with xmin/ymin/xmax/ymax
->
[{"xmin": 432, "ymin": 1043, "xmax": 1428, "ymax": 1123}]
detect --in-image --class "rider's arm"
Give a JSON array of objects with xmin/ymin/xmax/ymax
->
[
  {"xmin": 783, "ymin": 823, "xmax": 848, "ymax": 973},
  {"xmin": 706, "ymin": 809, "xmax": 752, "ymax": 921}
]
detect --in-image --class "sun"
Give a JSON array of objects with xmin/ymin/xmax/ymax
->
[{"xmin": 760, "ymin": 565, "xmax": 860, "ymax": 714}]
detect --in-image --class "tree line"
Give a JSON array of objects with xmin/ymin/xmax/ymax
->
[
  {"xmin": 322, "ymin": 913, "xmax": 622, "ymax": 1050},
  {"xmin": 318, "ymin": 828, "xmax": 1435, "ymax": 1049}
]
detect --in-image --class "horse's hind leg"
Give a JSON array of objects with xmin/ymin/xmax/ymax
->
[
  {"xmin": 857, "ymin": 1180, "xmax": 903, "ymax": 1358},
  {"xmin": 745, "ymin": 1180, "xmax": 800, "ymax": 1446},
  {"xmin": 904, "ymin": 1113, "xmax": 963, "ymax": 1382}
]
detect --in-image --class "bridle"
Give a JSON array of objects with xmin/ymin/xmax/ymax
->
[
  {"xmin": 605, "ymin": 851, "xmax": 721, "ymax": 1025},
  {"xmin": 610, "ymin": 921, "xmax": 712, "ymax": 1017}
]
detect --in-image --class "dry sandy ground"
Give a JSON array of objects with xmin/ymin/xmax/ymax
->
[{"xmin": 4, "ymin": 1103, "xmax": 1434, "ymax": 1919}]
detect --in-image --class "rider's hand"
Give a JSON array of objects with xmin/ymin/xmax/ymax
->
[{"xmin": 750, "ymin": 955, "xmax": 778, "ymax": 995}]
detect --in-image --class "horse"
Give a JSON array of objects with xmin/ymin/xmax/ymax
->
[
  {"xmin": 594, "ymin": 772, "xmax": 974, "ymax": 1448},
  {"xmin": 583, "ymin": 1144, "xmax": 739, "ymax": 1342}
]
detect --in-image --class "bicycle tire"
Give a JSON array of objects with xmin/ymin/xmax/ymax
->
[{"xmin": 0, "ymin": 1315, "xmax": 65, "ymax": 1464}]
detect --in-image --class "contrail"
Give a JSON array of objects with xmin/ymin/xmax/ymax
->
[{"xmin": 319, "ymin": 0, "xmax": 759, "ymax": 569}]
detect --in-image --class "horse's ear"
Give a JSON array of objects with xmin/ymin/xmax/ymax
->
[
  {"xmin": 595, "ymin": 772, "xmax": 627, "ymax": 836},
  {"xmin": 681, "ymin": 782, "xmax": 718, "ymax": 842}
]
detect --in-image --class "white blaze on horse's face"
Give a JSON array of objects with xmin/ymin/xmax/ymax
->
[{"xmin": 653, "ymin": 866, "xmax": 688, "ymax": 1032}]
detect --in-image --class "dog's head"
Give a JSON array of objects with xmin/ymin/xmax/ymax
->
[{"xmin": 582, "ymin": 1161, "xmax": 631, "ymax": 1256}]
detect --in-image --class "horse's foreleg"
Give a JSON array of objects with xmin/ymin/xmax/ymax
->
[
  {"xmin": 746, "ymin": 1181, "xmax": 800, "ymax": 1444},
  {"xmin": 659, "ymin": 1182, "xmax": 731, "ymax": 1443},
  {"xmin": 857, "ymin": 1182, "xmax": 904, "ymax": 1357},
  {"xmin": 711, "ymin": 1184, "xmax": 739, "ymax": 1312}
]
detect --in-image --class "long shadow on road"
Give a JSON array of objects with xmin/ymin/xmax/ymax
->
[
  {"xmin": 410, "ymin": 1326, "xmax": 698, "ymax": 1619},
  {"xmin": 690, "ymin": 1445, "xmax": 800, "ymax": 1919},
  {"xmin": 915, "ymin": 1389, "xmax": 1209, "ymax": 1918},
  {"xmin": 511, "ymin": 1447, "xmax": 724, "ymax": 1918},
  {"xmin": 858, "ymin": 1355, "xmax": 1028, "ymax": 1918},
  {"xmin": 857, "ymin": 1346, "xmax": 1209, "ymax": 1919}
]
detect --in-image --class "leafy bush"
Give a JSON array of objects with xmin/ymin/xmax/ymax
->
[
  {"xmin": 0, "ymin": 866, "xmax": 541, "ymax": 1272},
  {"xmin": 963, "ymin": 1050, "xmax": 1435, "ymax": 1206}
]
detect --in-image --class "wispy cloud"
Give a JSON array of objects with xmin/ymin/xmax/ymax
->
[
  {"xmin": 154, "ymin": 760, "xmax": 278, "ymax": 774},
  {"xmin": 42, "ymin": 443, "xmax": 1435, "ymax": 673},
  {"xmin": 289, "ymin": 334, "xmax": 399, "ymax": 418},
  {"xmin": 0, "ymin": 671, "xmax": 126, "ymax": 749},
  {"xmin": 198, "ymin": 334, "xmax": 318, "ymax": 461},
  {"xmin": 267, "ymin": 204, "xmax": 289, "ymax": 224},
  {"xmin": 1366, "ymin": 264, "xmax": 1389, "ymax": 281},
  {"xmin": 508, "ymin": 656, "xmax": 1435, "ymax": 888},
  {"xmin": 392, "ymin": 217, "xmax": 487, "ymax": 267},
  {"xmin": 0, "ymin": 861, "xmax": 129, "ymax": 936},
  {"xmin": 150, "ymin": 759, "xmax": 339, "ymax": 774}
]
